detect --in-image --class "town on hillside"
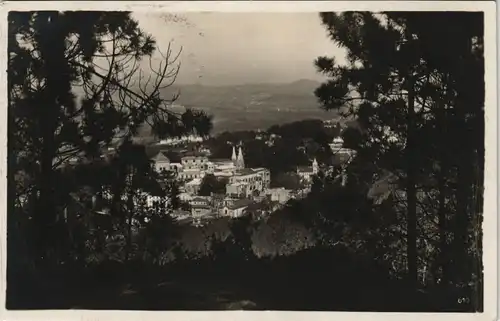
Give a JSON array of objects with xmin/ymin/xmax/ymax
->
[{"xmin": 119, "ymin": 119, "xmax": 356, "ymax": 227}]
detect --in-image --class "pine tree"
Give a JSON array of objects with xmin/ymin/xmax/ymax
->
[
  {"xmin": 315, "ymin": 11, "xmax": 423, "ymax": 286},
  {"xmin": 315, "ymin": 11, "xmax": 484, "ymax": 299},
  {"xmin": 8, "ymin": 11, "xmax": 212, "ymax": 266}
]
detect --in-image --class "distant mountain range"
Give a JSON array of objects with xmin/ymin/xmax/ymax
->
[{"xmin": 156, "ymin": 79, "xmax": 340, "ymax": 133}]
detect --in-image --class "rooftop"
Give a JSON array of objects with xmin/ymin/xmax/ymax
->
[
  {"xmin": 234, "ymin": 168, "xmax": 257, "ymax": 176},
  {"xmin": 186, "ymin": 178, "xmax": 202, "ymax": 186},
  {"xmin": 146, "ymin": 147, "xmax": 182, "ymax": 162},
  {"xmin": 191, "ymin": 196, "xmax": 210, "ymax": 203},
  {"xmin": 191, "ymin": 204, "xmax": 211, "ymax": 209},
  {"xmin": 152, "ymin": 151, "xmax": 170, "ymax": 162},
  {"xmin": 214, "ymin": 171, "xmax": 234, "ymax": 176},
  {"xmin": 216, "ymin": 164, "xmax": 236, "ymax": 169},
  {"xmin": 228, "ymin": 182, "xmax": 248, "ymax": 187},
  {"xmin": 228, "ymin": 198, "xmax": 254, "ymax": 210}
]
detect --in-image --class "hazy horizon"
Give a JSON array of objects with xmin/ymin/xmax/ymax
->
[
  {"xmin": 166, "ymin": 78, "xmax": 323, "ymax": 87},
  {"xmin": 132, "ymin": 12, "xmax": 346, "ymax": 86}
]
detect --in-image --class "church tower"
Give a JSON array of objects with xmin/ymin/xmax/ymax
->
[
  {"xmin": 312, "ymin": 158, "xmax": 319, "ymax": 174},
  {"xmin": 237, "ymin": 146, "xmax": 245, "ymax": 169},
  {"xmin": 231, "ymin": 145, "xmax": 237, "ymax": 163}
]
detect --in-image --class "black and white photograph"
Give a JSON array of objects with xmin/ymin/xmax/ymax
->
[{"xmin": 3, "ymin": 1, "xmax": 497, "ymax": 318}]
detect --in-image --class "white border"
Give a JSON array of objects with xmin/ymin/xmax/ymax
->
[{"xmin": 0, "ymin": 2, "xmax": 497, "ymax": 321}]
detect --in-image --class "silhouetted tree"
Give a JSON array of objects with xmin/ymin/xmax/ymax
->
[
  {"xmin": 314, "ymin": 11, "xmax": 484, "ymax": 309},
  {"xmin": 8, "ymin": 11, "xmax": 211, "ymax": 267}
]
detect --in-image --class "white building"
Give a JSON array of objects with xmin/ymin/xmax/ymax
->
[
  {"xmin": 191, "ymin": 205, "xmax": 211, "ymax": 217},
  {"xmin": 206, "ymin": 161, "xmax": 215, "ymax": 174},
  {"xmin": 185, "ymin": 178, "xmax": 202, "ymax": 195},
  {"xmin": 213, "ymin": 170, "xmax": 235, "ymax": 178},
  {"xmin": 226, "ymin": 181, "xmax": 249, "ymax": 198},
  {"xmin": 178, "ymin": 169, "xmax": 205, "ymax": 181},
  {"xmin": 253, "ymin": 168, "xmax": 271, "ymax": 189},
  {"xmin": 169, "ymin": 163, "xmax": 183, "ymax": 173},
  {"xmin": 210, "ymin": 158, "xmax": 236, "ymax": 177},
  {"xmin": 266, "ymin": 187, "xmax": 292, "ymax": 204},
  {"xmin": 181, "ymin": 154, "xmax": 209, "ymax": 171},
  {"xmin": 190, "ymin": 196, "xmax": 211, "ymax": 206},
  {"xmin": 329, "ymin": 136, "xmax": 356, "ymax": 157},
  {"xmin": 211, "ymin": 145, "xmax": 271, "ymax": 199},
  {"xmin": 151, "ymin": 151, "xmax": 182, "ymax": 173},
  {"xmin": 221, "ymin": 198, "xmax": 254, "ymax": 218},
  {"xmin": 228, "ymin": 168, "xmax": 271, "ymax": 197},
  {"xmin": 208, "ymin": 145, "xmax": 244, "ymax": 175},
  {"xmin": 221, "ymin": 196, "xmax": 238, "ymax": 209},
  {"xmin": 189, "ymin": 197, "xmax": 212, "ymax": 217},
  {"xmin": 296, "ymin": 158, "xmax": 319, "ymax": 183},
  {"xmin": 149, "ymin": 142, "xmax": 277, "ymax": 218},
  {"xmin": 151, "ymin": 151, "xmax": 171, "ymax": 172},
  {"xmin": 151, "ymin": 150, "xmax": 211, "ymax": 180}
]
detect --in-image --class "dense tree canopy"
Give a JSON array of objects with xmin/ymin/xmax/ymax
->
[
  {"xmin": 198, "ymin": 174, "xmax": 227, "ymax": 196},
  {"xmin": 8, "ymin": 11, "xmax": 212, "ymax": 267},
  {"xmin": 312, "ymin": 11, "xmax": 484, "ymax": 308}
]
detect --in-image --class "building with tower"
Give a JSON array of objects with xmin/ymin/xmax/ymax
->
[
  {"xmin": 236, "ymin": 146, "xmax": 245, "ymax": 169},
  {"xmin": 296, "ymin": 158, "xmax": 319, "ymax": 183},
  {"xmin": 231, "ymin": 145, "xmax": 237, "ymax": 163}
]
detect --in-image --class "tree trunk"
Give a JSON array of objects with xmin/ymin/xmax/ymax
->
[
  {"xmin": 35, "ymin": 13, "xmax": 65, "ymax": 265},
  {"xmin": 436, "ymin": 103, "xmax": 449, "ymax": 285},
  {"xmin": 406, "ymin": 73, "xmax": 418, "ymax": 287},
  {"xmin": 437, "ymin": 158, "xmax": 448, "ymax": 285}
]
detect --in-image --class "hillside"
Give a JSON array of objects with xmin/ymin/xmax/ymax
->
[{"xmin": 152, "ymin": 79, "xmax": 338, "ymax": 134}]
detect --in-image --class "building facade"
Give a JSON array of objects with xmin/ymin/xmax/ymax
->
[
  {"xmin": 185, "ymin": 178, "xmax": 202, "ymax": 195},
  {"xmin": 266, "ymin": 187, "xmax": 292, "ymax": 204},
  {"xmin": 181, "ymin": 154, "xmax": 209, "ymax": 171},
  {"xmin": 221, "ymin": 198, "xmax": 254, "ymax": 218},
  {"xmin": 296, "ymin": 158, "xmax": 319, "ymax": 183}
]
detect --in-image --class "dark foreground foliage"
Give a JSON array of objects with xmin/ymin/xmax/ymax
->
[{"xmin": 8, "ymin": 243, "xmax": 479, "ymax": 312}]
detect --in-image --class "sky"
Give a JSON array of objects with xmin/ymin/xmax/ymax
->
[{"xmin": 132, "ymin": 12, "xmax": 346, "ymax": 86}]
